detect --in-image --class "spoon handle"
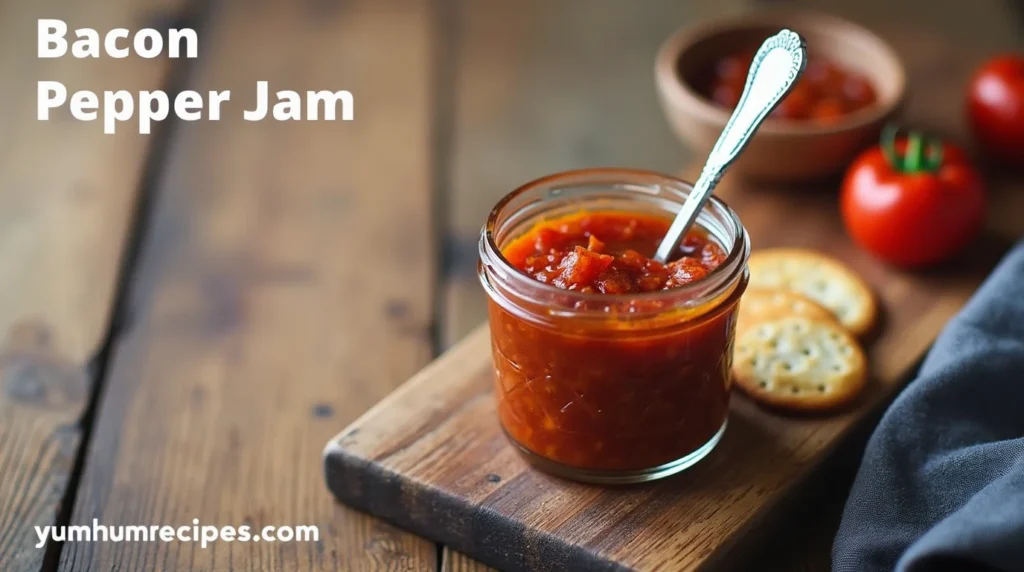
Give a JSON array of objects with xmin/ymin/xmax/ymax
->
[{"xmin": 653, "ymin": 29, "xmax": 807, "ymax": 263}]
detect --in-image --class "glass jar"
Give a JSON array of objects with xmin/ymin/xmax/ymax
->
[{"xmin": 477, "ymin": 168, "xmax": 750, "ymax": 484}]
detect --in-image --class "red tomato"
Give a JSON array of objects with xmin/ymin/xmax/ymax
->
[
  {"xmin": 967, "ymin": 54, "xmax": 1024, "ymax": 165},
  {"xmin": 840, "ymin": 130, "xmax": 987, "ymax": 268}
]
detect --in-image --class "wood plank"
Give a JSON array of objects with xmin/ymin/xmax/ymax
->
[
  {"xmin": 326, "ymin": 172, "xmax": 1011, "ymax": 569},
  {"xmin": 439, "ymin": 0, "xmax": 751, "ymax": 348},
  {"xmin": 0, "ymin": 1, "xmax": 185, "ymax": 570},
  {"xmin": 58, "ymin": 1, "xmax": 438, "ymax": 570},
  {"xmin": 442, "ymin": 550, "xmax": 498, "ymax": 572}
]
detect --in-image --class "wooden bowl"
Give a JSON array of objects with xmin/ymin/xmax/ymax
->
[{"xmin": 655, "ymin": 11, "xmax": 906, "ymax": 182}]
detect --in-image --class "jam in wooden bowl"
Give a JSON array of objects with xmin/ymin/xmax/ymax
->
[
  {"xmin": 655, "ymin": 11, "xmax": 905, "ymax": 181},
  {"xmin": 478, "ymin": 169, "xmax": 750, "ymax": 484},
  {"xmin": 700, "ymin": 50, "xmax": 878, "ymax": 124}
]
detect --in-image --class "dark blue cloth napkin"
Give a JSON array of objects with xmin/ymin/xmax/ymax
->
[{"xmin": 833, "ymin": 239, "xmax": 1024, "ymax": 572}]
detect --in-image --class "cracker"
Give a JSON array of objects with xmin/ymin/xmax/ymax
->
[
  {"xmin": 747, "ymin": 249, "xmax": 876, "ymax": 336},
  {"xmin": 732, "ymin": 315, "xmax": 867, "ymax": 412},
  {"xmin": 736, "ymin": 288, "xmax": 836, "ymax": 336}
]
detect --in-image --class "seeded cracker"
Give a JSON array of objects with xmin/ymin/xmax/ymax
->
[
  {"xmin": 737, "ymin": 288, "xmax": 837, "ymax": 336},
  {"xmin": 747, "ymin": 249, "xmax": 877, "ymax": 336},
  {"xmin": 733, "ymin": 315, "xmax": 867, "ymax": 412}
]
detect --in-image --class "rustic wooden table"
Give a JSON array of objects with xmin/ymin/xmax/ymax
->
[{"xmin": 1, "ymin": 0, "xmax": 1020, "ymax": 570}]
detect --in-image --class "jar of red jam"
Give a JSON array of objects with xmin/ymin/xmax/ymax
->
[{"xmin": 478, "ymin": 168, "xmax": 750, "ymax": 484}]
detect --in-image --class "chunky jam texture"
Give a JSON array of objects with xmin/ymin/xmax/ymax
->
[
  {"xmin": 489, "ymin": 211, "xmax": 742, "ymax": 473},
  {"xmin": 699, "ymin": 51, "xmax": 877, "ymax": 123},
  {"xmin": 502, "ymin": 212, "xmax": 727, "ymax": 294}
]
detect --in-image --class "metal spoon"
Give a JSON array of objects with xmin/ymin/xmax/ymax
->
[{"xmin": 653, "ymin": 29, "xmax": 807, "ymax": 263}]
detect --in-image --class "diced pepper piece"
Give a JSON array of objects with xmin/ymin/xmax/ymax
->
[{"xmin": 554, "ymin": 246, "xmax": 614, "ymax": 290}]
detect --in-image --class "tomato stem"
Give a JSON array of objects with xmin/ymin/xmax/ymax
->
[
  {"xmin": 927, "ymin": 141, "xmax": 944, "ymax": 172},
  {"xmin": 881, "ymin": 123, "xmax": 901, "ymax": 171},
  {"xmin": 880, "ymin": 123, "xmax": 944, "ymax": 174},
  {"xmin": 905, "ymin": 131, "xmax": 923, "ymax": 172}
]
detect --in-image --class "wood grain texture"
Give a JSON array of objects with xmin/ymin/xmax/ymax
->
[
  {"xmin": 58, "ymin": 1, "xmax": 437, "ymax": 570},
  {"xmin": 0, "ymin": 0, "xmax": 183, "ymax": 570},
  {"xmin": 439, "ymin": 0, "xmax": 749, "ymax": 348},
  {"xmin": 442, "ymin": 550, "xmax": 498, "ymax": 572}
]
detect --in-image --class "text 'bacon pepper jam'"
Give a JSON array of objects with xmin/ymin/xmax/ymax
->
[{"xmin": 489, "ymin": 211, "xmax": 742, "ymax": 473}]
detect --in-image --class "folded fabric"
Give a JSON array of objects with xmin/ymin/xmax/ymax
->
[{"xmin": 834, "ymin": 239, "xmax": 1024, "ymax": 572}]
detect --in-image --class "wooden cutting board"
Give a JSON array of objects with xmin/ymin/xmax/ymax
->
[{"xmin": 323, "ymin": 169, "xmax": 1017, "ymax": 571}]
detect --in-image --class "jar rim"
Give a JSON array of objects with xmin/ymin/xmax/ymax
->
[{"xmin": 479, "ymin": 167, "xmax": 749, "ymax": 307}]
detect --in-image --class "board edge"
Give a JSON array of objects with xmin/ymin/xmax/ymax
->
[{"xmin": 322, "ymin": 441, "xmax": 634, "ymax": 572}]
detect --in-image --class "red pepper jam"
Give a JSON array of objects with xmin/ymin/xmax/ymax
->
[
  {"xmin": 489, "ymin": 211, "xmax": 743, "ymax": 473},
  {"xmin": 504, "ymin": 212, "xmax": 727, "ymax": 294},
  {"xmin": 697, "ymin": 50, "xmax": 877, "ymax": 124}
]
